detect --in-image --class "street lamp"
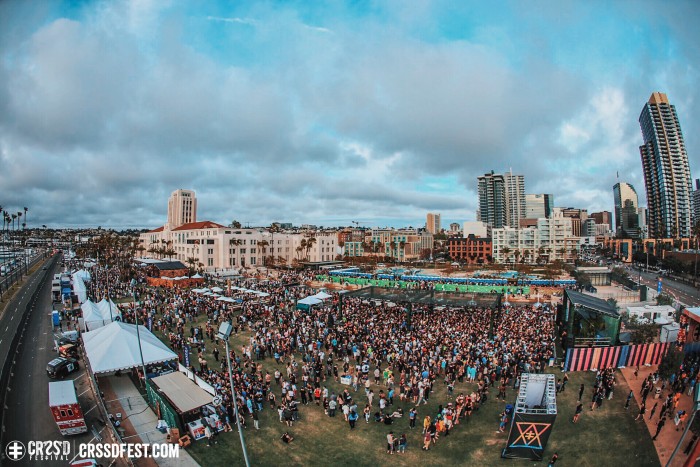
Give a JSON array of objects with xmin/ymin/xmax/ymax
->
[
  {"xmin": 131, "ymin": 281, "xmax": 147, "ymax": 387},
  {"xmin": 217, "ymin": 322, "xmax": 251, "ymax": 467}
]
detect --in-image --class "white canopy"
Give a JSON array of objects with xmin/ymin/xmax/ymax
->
[
  {"xmin": 83, "ymin": 321, "xmax": 178, "ymax": 374},
  {"xmin": 211, "ymin": 286, "xmax": 223, "ymax": 293},
  {"xmin": 312, "ymin": 291, "xmax": 332, "ymax": 300},
  {"xmin": 72, "ymin": 274, "xmax": 88, "ymax": 304},
  {"xmin": 80, "ymin": 300, "xmax": 101, "ymax": 320},
  {"xmin": 73, "ymin": 269, "xmax": 91, "ymax": 282},
  {"xmin": 192, "ymin": 273, "xmax": 203, "ymax": 278},
  {"xmin": 95, "ymin": 298, "xmax": 121, "ymax": 323},
  {"xmin": 298, "ymin": 296, "xmax": 323, "ymax": 306}
]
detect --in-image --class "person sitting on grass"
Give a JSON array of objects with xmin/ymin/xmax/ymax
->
[{"xmin": 281, "ymin": 432, "xmax": 294, "ymax": 444}]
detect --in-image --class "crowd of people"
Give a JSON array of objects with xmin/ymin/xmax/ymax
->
[{"xmin": 80, "ymin": 262, "xmax": 558, "ymax": 454}]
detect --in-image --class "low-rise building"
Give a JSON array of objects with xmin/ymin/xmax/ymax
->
[{"xmin": 447, "ymin": 235, "xmax": 492, "ymax": 264}]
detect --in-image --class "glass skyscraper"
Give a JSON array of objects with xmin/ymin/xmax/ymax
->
[{"xmin": 639, "ymin": 92, "xmax": 693, "ymax": 238}]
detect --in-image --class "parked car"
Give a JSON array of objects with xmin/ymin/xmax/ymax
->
[{"xmin": 46, "ymin": 357, "xmax": 80, "ymax": 379}]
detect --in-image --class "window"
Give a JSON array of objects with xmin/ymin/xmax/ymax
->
[{"xmin": 60, "ymin": 410, "xmax": 66, "ymax": 418}]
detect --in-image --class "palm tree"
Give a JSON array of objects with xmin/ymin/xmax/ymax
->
[
  {"xmin": 305, "ymin": 236, "xmax": 316, "ymax": 261},
  {"xmin": 501, "ymin": 247, "xmax": 511, "ymax": 264},
  {"xmin": 399, "ymin": 241, "xmax": 406, "ymax": 263},
  {"xmin": 258, "ymin": 240, "xmax": 269, "ymax": 265},
  {"xmin": 23, "ymin": 207, "xmax": 28, "ymax": 230},
  {"xmin": 389, "ymin": 241, "xmax": 397, "ymax": 263}
]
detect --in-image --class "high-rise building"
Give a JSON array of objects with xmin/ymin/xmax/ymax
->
[
  {"xmin": 638, "ymin": 207, "xmax": 648, "ymax": 239},
  {"xmin": 559, "ymin": 207, "xmax": 588, "ymax": 237},
  {"xmin": 477, "ymin": 170, "xmax": 525, "ymax": 229},
  {"xmin": 693, "ymin": 179, "xmax": 700, "ymax": 228},
  {"xmin": 167, "ymin": 189, "xmax": 197, "ymax": 229},
  {"xmin": 639, "ymin": 92, "xmax": 693, "ymax": 238},
  {"xmin": 426, "ymin": 213, "xmax": 441, "ymax": 234},
  {"xmin": 590, "ymin": 211, "xmax": 613, "ymax": 230},
  {"xmin": 504, "ymin": 171, "xmax": 526, "ymax": 227},
  {"xmin": 613, "ymin": 182, "xmax": 640, "ymax": 238},
  {"xmin": 525, "ymin": 194, "xmax": 554, "ymax": 219},
  {"xmin": 478, "ymin": 172, "xmax": 506, "ymax": 229}
]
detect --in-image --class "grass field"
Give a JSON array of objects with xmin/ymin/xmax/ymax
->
[{"xmin": 151, "ymin": 310, "xmax": 660, "ymax": 467}]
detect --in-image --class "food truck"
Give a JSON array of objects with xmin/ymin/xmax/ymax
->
[{"xmin": 49, "ymin": 381, "xmax": 88, "ymax": 435}]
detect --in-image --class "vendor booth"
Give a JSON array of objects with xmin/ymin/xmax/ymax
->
[{"xmin": 146, "ymin": 371, "xmax": 221, "ymax": 437}]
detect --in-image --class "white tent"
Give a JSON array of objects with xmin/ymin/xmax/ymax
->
[
  {"xmin": 72, "ymin": 274, "xmax": 88, "ymax": 304},
  {"xmin": 83, "ymin": 321, "xmax": 178, "ymax": 374},
  {"xmin": 192, "ymin": 273, "xmax": 203, "ymax": 279},
  {"xmin": 312, "ymin": 291, "xmax": 332, "ymax": 300},
  {"xmin": 97, "ymin": 298, "xmax": 121, "ymax": 318},
  {"xmin": 297, "ymin": 296, "xmax": 323, "ymax": 307},
  {"xmin": 73, "ymin": 269, "xmax": 91, "ymax": 282},
  {"xmin": 81, "ymin": 299, "xmax": 121, "ymax": 332}
]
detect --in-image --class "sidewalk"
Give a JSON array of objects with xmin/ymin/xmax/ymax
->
[
  {"xmin": 620, "ymin": 365, "xmax": 696, "ymax": 467},
  {"xmin": 103, "ymin": 375, "xmax": 199, "ymax": 467}
]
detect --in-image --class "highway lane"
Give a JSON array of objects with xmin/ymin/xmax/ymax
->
[
  {"xmin": 631, "ymin": 268, "xmax": 700, "ymax": 307},
  {"xmin": 0, "ymin": 255, "xmax": 113, "ymax": 466}
]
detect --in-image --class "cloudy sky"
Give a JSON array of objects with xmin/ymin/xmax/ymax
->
[{"xmin": 0, "ymin": 1, "xmax": 698, "ymax": 229}]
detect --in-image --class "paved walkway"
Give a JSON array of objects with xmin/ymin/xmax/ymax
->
[
  {"xmin": 620, "ymin": 365, "xmax": 696, "ymax": 467},
  {"xmin": 104, "ymin": 375, "xmax": 199, "ymax": 467}
]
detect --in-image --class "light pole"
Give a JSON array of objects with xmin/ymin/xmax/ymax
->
[
  {"xmin": 217, "ymin": 322, "xmax": 251, "ymax": 467},
  {"xmin": 132, "ymin": 281, "xmax": 148, "ymax": 387}
]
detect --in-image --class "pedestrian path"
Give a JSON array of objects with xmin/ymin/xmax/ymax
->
[
  {"xmin": 106, "ymin": 375, "xmax": 200, "ymax": 467},
  {"xmin": 620, "ymin": 365, "xmax": 695, "ymax": 467}
]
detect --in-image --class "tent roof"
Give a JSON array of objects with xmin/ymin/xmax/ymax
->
[
  {"xmin": 81, "ymin": 300, "xmax": 102, "ymax": 321},
  {"xmin": 150, "ymin": 371, "xmax": 213, "ymax": 414},
  {"xmin": 313, "ymin": 291, "xmax": 332, "ymax": 300},
  {"xmin": 153, "ymin": 261, "xmax": 187, "ymax": 271},
  {"xmin": 83, "ymin": 321, "xmax": 177, "ymax": 374},
  {"xmin": 298, "ymin": 296, "xmax": 323, "ymax": 305},
  {"xmin": 96, "ymin": 299, "xmax": 121, "ymax": 319}
]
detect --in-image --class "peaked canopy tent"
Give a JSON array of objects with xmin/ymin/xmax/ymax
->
[
  {"xmin": 83, "ymin": 321, "xmax": 178, "ymax": 375},
  {"xmin": 297, "ymin": 296, "xmax": 323, "ymax": 310},
  {"xmin": 80, "ymin": 299, "xmax": 122, "ymax": 331},
  {"xmin": 312, "ymin": 291, "xmax": 332, "ymax": 300},
  {"xmin": 72, "ymin": 274, "xmax": 88, "ymax": 304}
]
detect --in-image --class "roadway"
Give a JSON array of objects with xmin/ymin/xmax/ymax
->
[
  {"xmin": 630, "ymin": 267, "xmax": 700, "ymax": 307},
  {"xmin": 1, "ymin": 255, "xmax": 113, "ymax": 465}
]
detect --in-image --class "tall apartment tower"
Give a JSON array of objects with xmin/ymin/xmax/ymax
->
[
  {"xmin": 477, "ymin": 170, "xmax": 525, "ymax": 229},
  {"xmin": 639, "ymin": 92, "xmax": 693, "ymax": 238},
  {"xmin": 693, "ymin": 179, "xmax": 700, "ymax": 228},
  {"xmin": 525, "ymin": 194, "xmax": 554, "ymax": 219},
  {"xmin": 167, "ymin": 189, "xmax": 197, "ymax": 229},
  {"xmin": 504, "ymin": 170, "xmax": 526, "ymax": 227},
  {"xmin": 426, "ymin": 213, "xmax": 441, "ymax": 234},
  {"xmin": 477, "ymin": 172, "xmax": 506, "ymax": 228},
  {"xmin": 613, "ymin": 182, "xmax": 640, "ymax": 238}
]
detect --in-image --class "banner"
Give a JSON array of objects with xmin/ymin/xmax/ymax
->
[
  {"xmin": 502, "ymin": 413, "xmax": 556, "ymax": 461},
  {"xmin": 657, "ymin": 278, "xmax": 662, "ymax": 294},
  {"xmin": 183, "ymin": 345, "xmax": 191, "ymax": 368},
  {"xmin": 563, "ymin": 342, "xmax": 670, "ymax": 372},
  {"xmin": 147, "ymin": 316, "xmax": 153, "ymax": 332}
]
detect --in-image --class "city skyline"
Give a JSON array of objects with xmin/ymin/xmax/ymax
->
[{"xmin": 0, "ymin": 1, "xmax": 698, "ymax": 229}]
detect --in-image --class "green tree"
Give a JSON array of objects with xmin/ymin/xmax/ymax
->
[
  {"xmin": 658, "ymin": 346, "xmax": 684, "ymax": 380},
  {"xmin": 231, "ymin": 220, "xmax": 242, "ymax": 228},
  {"xmin": 656, "ymin": 294, "xmax": 674, "ymax": 306},
  {"xmin": 627, "ymin": 316, "xmax": 658, "ymax": 344}
]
